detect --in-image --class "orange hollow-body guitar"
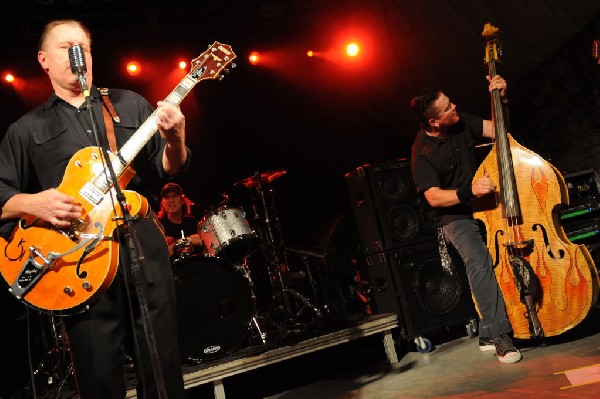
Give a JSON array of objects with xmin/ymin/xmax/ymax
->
[
  {"xmin": 0, "ymin": 42, "xmax": 236, "ymax": 313},
  {"xmin": 1, "ymin": 157, "xmax": 145, "ymax": 312}
]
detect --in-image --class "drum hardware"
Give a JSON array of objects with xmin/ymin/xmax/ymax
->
[
  {"xmin": 235, "ymin": 259, "xmax": 268, "ymax": 345},
  {"xmin": 234, "ymin": 170, "xmax": 321, "ymax": 336},
  {"xmin": 172, "ymin": 231, "xmax": 195, "ymax": 266},
  {"xmin": 285, "ymin": 247, "xmax": 327, "ymax": 316},
  {"xmin": 22, "ymin": 312, "xmax": 75, "ymax": 397},
  {"xmin": 233, "ymin": 169, "xmax": 287, "ymax": 190}
]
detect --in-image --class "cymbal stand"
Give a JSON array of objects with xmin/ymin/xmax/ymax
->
[
  {"xmin": 255, "ymin": 182, "xmax": 291, "ymax": 317},
  {"xmin": 253, "ymin": 183, "xmax": 320, "ymax": 333},
  {"xmin": 236, "ymin": 257, "xmax": 267, "ymax": 345},
  {"xmin": 284, "ymin": 247, "xmax": 326, "ymax": 315}
]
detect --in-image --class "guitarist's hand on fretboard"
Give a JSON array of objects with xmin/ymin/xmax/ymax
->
[{"xmin": 156, "ymin": 101, "xmax": 187, "ymax": 176}]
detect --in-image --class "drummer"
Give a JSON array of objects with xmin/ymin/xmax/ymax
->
[{"xmin": 157, "ymin": 182, "xmax": 204, "ymax": 260}]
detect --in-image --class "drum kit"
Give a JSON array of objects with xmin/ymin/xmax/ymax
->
[
  {"xmin": 171, "ymin": 169, "xmax": 324, "ymax": 364},
  {"xmin": 15, "ymin": 169, "xmax": 368, "ymax": 396}
]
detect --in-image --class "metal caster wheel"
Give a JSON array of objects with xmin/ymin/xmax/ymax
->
[
  {"xmin": 414, "ymin": 336, "xmax": 432, "ymax": 354},
  {"xmin": 466, "ymin": 319, "xmax": 478, "ymax": 338}
]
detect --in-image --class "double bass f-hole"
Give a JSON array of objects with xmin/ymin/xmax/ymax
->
[{"xmin": 531, "ymin": 223, "xmax": 564, "ymax": 260}]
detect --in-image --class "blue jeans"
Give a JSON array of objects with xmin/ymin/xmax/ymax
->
[{"xmin": 442, "ymin": 218, "xmax": 512, "ymax": 339}]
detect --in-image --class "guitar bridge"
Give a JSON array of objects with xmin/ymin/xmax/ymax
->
[
  {"xmin": 8, "ymin": 223, "xmax": 106, "ymax": 301},
  {"xmin": 9, "ymin": 247, "xmax": 52, "ymax": 300}
]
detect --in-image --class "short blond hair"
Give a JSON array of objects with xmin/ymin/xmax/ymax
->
[{"xmin": 39, "ymin": 19, "xmax": 92, "ymax": 51}]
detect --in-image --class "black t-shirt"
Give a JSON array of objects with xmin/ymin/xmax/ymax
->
[
  {"xmin": 410, "ymin": 112, "xmax": 486, "ymax": 226},
  {"xmin": 159, "ymin": 216, "xmax": 198, "ymax": 240}
]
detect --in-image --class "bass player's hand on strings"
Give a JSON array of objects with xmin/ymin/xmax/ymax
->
[{"xmin": 472, "ymin": 173, "xmax": 496, "ymax": 197}]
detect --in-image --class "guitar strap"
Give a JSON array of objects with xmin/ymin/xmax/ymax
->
[
  {"xmin": 98, "ymin": 88, "xmax": 151, "ymax": 224},
  {"xmin": 98, "ymin": 87, "xmax": 120, "ymax": 153}
]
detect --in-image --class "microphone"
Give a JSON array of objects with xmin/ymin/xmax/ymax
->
[{"xmin": 68, "ymin": 44, "xmax": 89, "ymax": 96}]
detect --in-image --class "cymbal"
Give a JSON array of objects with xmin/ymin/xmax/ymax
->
[{"xmin": 235, "ymin": 170, "xmax": 286, "ymax": 188}]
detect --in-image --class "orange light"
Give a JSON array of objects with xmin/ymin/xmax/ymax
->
[
  {"xmin": 3, "ymin": 73, "xmax": 15, "ymax": 83},
  {"xmin": 178, "ymin": 61, "xmax": 187, "ymax": 70},
  {"xmin": 345, "ymin": 42, "xmax": 360, "ymax": 57},
  {"xmin": 249, "ymin": 51, "xmax": 260, "ymax": 65},
  {"xmin": 126, "ymin": 61, "xmax": 141, "ymax": 76},
  {"xmin": 306, "ymin": 50, "xmax": 314, "ymax": 57}
]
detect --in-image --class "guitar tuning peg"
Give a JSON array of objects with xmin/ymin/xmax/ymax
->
[{"xmin": 231, "ymin": 62, "xmax": 237, "ymax": 69}]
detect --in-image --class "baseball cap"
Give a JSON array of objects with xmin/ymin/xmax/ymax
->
[{"xmin": 160, "ymin": 182, "xmax": 183, "ymax": 198}]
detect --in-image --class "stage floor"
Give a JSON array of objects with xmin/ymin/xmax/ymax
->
[
  {"xmin": 7, "ymin": 309, "xmax": 600, "ymax": 398},
  {"xmin": 186, "ymin": 309, "xmax": 600, "ymax": 399}
]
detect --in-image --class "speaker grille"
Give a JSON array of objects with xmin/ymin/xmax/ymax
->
[
  {"xmin": 410, "ymin": 255, "xmax": 462, "ymax": 315},
  {"xmin": 387, "ymin": 204, "xmax": 421, "ymax": 241},
  {"xmin": 374, "ymin": 164, "xmax": 416, "ymax": 203},
  {"xmin": 391, "ymin": 245, "xmax": 477, "ymax": 335},
  {"xmin": 346, "ymin": 160, "xmax": 437, "ymax": 254}
]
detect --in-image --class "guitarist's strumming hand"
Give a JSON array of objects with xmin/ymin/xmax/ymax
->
[
  {"xmin": 1, "ymin": 188, "xmax": 82, "ymax": 228},
  {"xmin": 156, "ymin": 101, "xmax": 186, "ymax": 176}
]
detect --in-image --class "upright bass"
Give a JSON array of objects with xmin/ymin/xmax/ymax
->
[{"xmin": 471, "ymin": 23, "xmax": 599, "ymax": 339}]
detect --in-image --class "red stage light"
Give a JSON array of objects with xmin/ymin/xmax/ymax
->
[
  {"xmin": 249, "ymin": 51, "xmax": 260, "ymax": 65},
  {"xmin": 307, "ymin": 50, "xmax": 314, "ymax": 57},
  {"xmin": 3, "ymin": 72, "xmax": 15, "ymax": 83},
  {"xmin": 126, "ymin": 61, "xmax": 141, "ymax": 76},
  {"xmin": 345, "ymin": 42, "xmax": 360, "ymax": 58},
  {"xmin": 179, "ymin": 61, "xmax": 187, "ymax": 70}
]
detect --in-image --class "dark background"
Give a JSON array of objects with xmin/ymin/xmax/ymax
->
[
  {"xmin": 0, "ymin": 1, "xmax": 598, "ymax": 245},
  {"xmin": 0, "ymin": 1, "xmax": 599, "ymax": 396}
]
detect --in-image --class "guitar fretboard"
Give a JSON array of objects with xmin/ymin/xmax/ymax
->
[{"xmin": 91, "ymin": 74, "xmax": 202, "ymax": 195}]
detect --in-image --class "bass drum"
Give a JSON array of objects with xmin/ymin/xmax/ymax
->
[{"xmin": 173, "ymin": 255, "xmax": 254, "ymax": 362}]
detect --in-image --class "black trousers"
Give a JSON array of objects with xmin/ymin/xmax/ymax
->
[{"xmin": 64, "ymin": 215, "xmax": 185, "ymax": 398}]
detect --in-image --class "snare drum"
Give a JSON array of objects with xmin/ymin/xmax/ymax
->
[
  {"xmin": 197, "ymin": 206, "xmax": 257, "ymax": 261},
  {"xmin": 173, "ymin": 255, "xmax": 254, "ymax": 361}
]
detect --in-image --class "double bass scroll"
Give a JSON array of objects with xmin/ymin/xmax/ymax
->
[{"xmin": 471, "ymin": 23, "xmax": 599, "ymax": 339}]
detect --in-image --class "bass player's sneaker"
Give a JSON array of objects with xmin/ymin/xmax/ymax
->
[
  {"xmin": 479, "ymin": 337, "xmax": 495, "ymax": 352},
  {"xmin": 493, "ymin": 334, "xmax": 522, "ymax": 364}
]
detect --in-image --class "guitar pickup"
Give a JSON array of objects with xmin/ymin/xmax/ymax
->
[{"xmin": 80, "ymin": 183, "xmax": 104, "ymax": 205}]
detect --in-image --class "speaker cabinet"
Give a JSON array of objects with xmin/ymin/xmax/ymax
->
[
  {"xmin": 345, "ymin": 159, "xmax": 436, "ymax": 255},
  {"xmin": 365, "ymin": 241, "xmax": 477, "ymax": 339}
]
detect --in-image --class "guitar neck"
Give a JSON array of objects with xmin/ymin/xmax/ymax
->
[
  {"xmin": 118, "ymin": 75, "xmax": 199, "ymax": 171},
  {"xmin": 86, "ymin": 41, "xmax": 235, "ymax": 197}
]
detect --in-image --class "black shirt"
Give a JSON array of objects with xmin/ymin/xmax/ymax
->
[
  {"xmin": 159, "ymin": 216, "xmax": 198, "ymax": 240},
  {"xmin": 0, "ymin": 86, "xmax": 191, "ymax": 236},
  {"xmin": 410, "ymin": 111, "xmax": 485, "ymax": 226}
]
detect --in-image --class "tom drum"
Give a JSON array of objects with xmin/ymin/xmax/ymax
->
[{"xmin": 197, "ymin": 206, "xmax": 257, "ymax": 262}]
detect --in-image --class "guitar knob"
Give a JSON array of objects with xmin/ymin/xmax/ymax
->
[
  {"xmin": 63, "ymin": 286, "xmax": 74, "ymax": 296},
  {"xmin": 82, "ymin": 281, "xmax": 92, "ymax": 291}
]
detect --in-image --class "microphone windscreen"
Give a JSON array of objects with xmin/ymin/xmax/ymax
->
[{"xmin": 68, "ymin": 44, "xmax": 86, "ymax": 75}]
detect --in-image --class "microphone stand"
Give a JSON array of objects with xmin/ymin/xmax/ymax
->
[{"xmin": 77, "ymin": 75, "xmax": 168, "ymax": 398}]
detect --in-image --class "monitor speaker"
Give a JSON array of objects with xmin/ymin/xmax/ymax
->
[
  {"xmin": 365, "ymin": 241, "xmax": 478, "ymax": 339},
  {"xmin": 345, "ymin": 159, "xmax": 436, "ymax": 255}
]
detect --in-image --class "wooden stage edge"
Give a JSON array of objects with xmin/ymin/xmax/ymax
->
[{"xmin": 126, "ymin": 313, "xmax": 399, "ymax": 399}]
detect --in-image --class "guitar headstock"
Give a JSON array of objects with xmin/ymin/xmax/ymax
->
[
  {"xmin": 482, "ymin": 23, "xmax": 502, "ymax": 65},
  {"xmin": 189, "ymin": 42, "xmax": 237, "ymax": 82}
]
